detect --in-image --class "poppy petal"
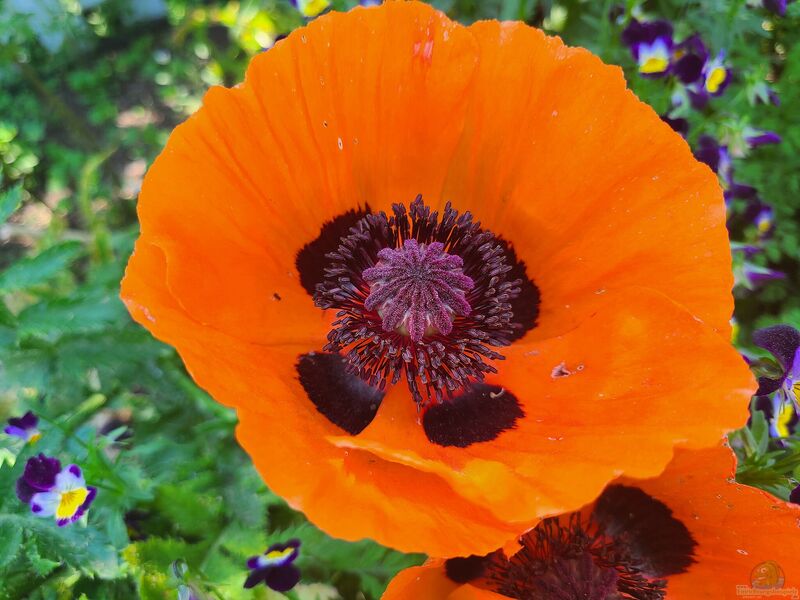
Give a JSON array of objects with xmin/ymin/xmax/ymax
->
[
  {"xmin": 440, "ymin": 20, "xmax": 733, "ymax": 340},
  {"xmin": 123, "ymin": 1, "xmax": 480, "ymax": 345},
  {"xmin": 383, "ymin": 559, "xmax": 505, "ymax": 600},
  {"xmin": 122, "ymin": 1, "xmax": 748, "ymax": 559},
  {"xmin": 330, "ymin": 289, "xmax": 752, "ymax": 534},
  {"xmin": 385, "ymin": 446, "xmax": 800, "ymax": 599},
  {"xmin": 628, "ymin": 445, "xmax": 800, "ymax": 599}
]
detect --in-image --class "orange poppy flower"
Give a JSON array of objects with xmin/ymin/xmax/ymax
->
[
  {"xmin": 384, "ymin": 444, "xmax": 800, "ymax": 599},
  {"xmin": 121, "ymin": 1, "xmax": 755, "ymax": 556}
]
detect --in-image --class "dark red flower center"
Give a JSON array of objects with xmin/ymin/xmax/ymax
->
[
  {"xmin": 313, "ymin": 196, "xmax": 536, "ymax": 406},
  {"xmin": 445, "ymin": 486, "xmax": 697, "ymax": 599},
  {"xmin": 294, "ymin": 196, "xmax": 539, "ymax": 444},
  {"xmin": 362, "ymin": 239, "xmax": 474, "ymax": 342}
]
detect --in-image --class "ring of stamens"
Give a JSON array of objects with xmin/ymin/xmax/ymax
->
[{"xmin": 314, "ymin": 195, "xmax": 523, "ymax": 405}]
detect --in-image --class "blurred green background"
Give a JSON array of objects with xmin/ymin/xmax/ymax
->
[{"xmin": 0, "ymin": 0, "xmax": 797, "ymax": 598}]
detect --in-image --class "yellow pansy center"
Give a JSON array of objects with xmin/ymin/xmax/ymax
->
[
  {"xmin": 265, "ymin": 547, "xmax": 295, "ymax": 562},
  {"xmin": 705, "ymin": 67, "xmax": 727, "ymax": 93},
  {"xmin": 299, "ymin": 0, "xmax": 329, "ymax": 17},
  {"xmin": 640, "ymin": 56, "xmax": 669, "ymax": 74},
  {"xmin": 56, "ymin": 487, "xmax": 89, "ymax": 520}
]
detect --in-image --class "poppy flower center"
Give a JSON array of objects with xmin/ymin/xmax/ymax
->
[
  {"xmin": 446, "ymin": 486, "xmax": 697, "ymax": 600},
  {"xmin": 362, "ymin": 239, "xmax": 474, "ymax": 342},
  {"xmin": 313, "ymin": 195, "xmax": 537, "ymax": 405}
]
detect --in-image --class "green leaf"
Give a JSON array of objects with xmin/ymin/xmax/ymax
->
[
  {"xmin": 274, "ymin": 523, "xmax": 425, "ymax": 599},
  {"xmin": 0, "ymin": 519, "xmax": 23, "ymax": 569},
  {"xmin": 0, "ymin": 184, "xmax": 22, "ymax": 225},
  {"xmin": 24, "ymin": 537, "xmax": 61, "ymax": 578},
  {"xmin": 0, "ymin": 241, "xmax": 83, "ymax": 292},
  {"xmin": 154, "ymin": 484, "xmax": 224, "ymax": 538},
  {"xmin": 0, "ymin": 299, "xmax": 16, "ymax": 328},
  {"xmin": 17, "ymin": 292, "xmax": 127, "ymax": 340}
]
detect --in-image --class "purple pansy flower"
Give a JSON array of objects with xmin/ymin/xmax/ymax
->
[
  {"xmin": 244, "ymin": 539, "xmax": 301, "ymax": 592},
  {"xmin": 660, "ymin": 113, "xmax": 689, "ymax": 137},
  {"xmin": 753, "ymin": 393, "xmax": 798, "ymax": 438},
  {"xmin": 737, "ymin": 261, "xmax": 786, "ymax": 290},
  {"xmin": 701, "ymin": 50, "xmax": 732, "ymax": 96},
  {"xmin": 672, "ymin": 34, "xmax": 707, "ymax": 84},
  {"xmin": 16, "ymin": 454, "xmax": 97, "ymax": 526},
  {"xmin": 359, "ymin": 0, "xmax": 381, "ymax": 5},
  {"xmin": 4, "ymin": 411, "xmax": 41, "ymax": 444},
  {"xmin": 755, "ymin": 205, "xmax": 775, "ymax": 238},
  {"xmin": 791, "ymin": 484, "xmax": 800, "ymax": 505},
  {"xmin": 694, "ymin": 136, "xmax": 757, "ymax": 204},
  {"xmin": 751, "ymin": 325, "xmax": 800, "ymax": 438},
  {"xmin": 730, "ymin": 242, "xmax": 762, "ymax": 258},
  {"xmin": 686, "ymin": 49, "xmax": 732, "ymax": 108},
  {"xmin": 763, "ymin": 0, "xmax": 795, "ymax": 16},
  {"xmin": 621, "ymin": 19, "xmax": 674, "ymax": 77},
  {"xmin": 745, "ymin": 128, "xmax": 782, "ymax": 148}
]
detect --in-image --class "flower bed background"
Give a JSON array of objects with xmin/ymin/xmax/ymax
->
[{"xmin": 0, "ymin": 0, "xmax": 797, "ymax": 598}]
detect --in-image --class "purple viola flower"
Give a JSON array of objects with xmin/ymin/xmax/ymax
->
[
  {"xmin": 244, "ymin": 539, "xmax": 301, "ymax": 592},
  {"xmin": 16, "ymin": 454, "xmax": 60, "ymax": 504},
  {"xmin": 621, "ymin": 19, "xmax": 674, "ymax": 77},
  {"xmin": 4, "ymin": 411, "xmax": 41, "ymax": 444},
  {"xmin": 672, "ymin": 34, "xmax": 707, "ymax": 84},
  {"xmin": 694, "ymin": 135, "xmax": 727, "ymax": 172},
  {"xmin": 752, "ymin": 81, "xmax": 781, "ymax": 106},
  {"xmin": 754, "ymin": 326, "xmax": 800, "ymax": 400},
  {"xmin": 701, "ymin": 50, "xmax": 732, "ymax": 96},
  {"xmin": 763, "ymin": 0, "xmax": 795, "ymax": 16},
  {"xmin": 745, "ymin": 129, "xmax": 782, "ymax": 148},
  {"xmin": 730, "ymin": 241, "xmax": 762, "ymax": 258},
  {"xmin": 359, "ymin": 0, "xmax": 381, "ymax": 5},
  {"xmin": 16, "ymin": 455, "xmax": 97, "ymax": 526},
  {"xmin": 660, "ymin": 114, "xmax": 689, "ymax": 137},
  {"xmin": 694, "ymin": 136, "xmax": 757, "ymax": 203},
  {"xmin": 753, "ymin": 394, "xmax": 798, "ymax": 438},
  {"xmin": 791, "ymin": 484, "xmax": 800, "ymax": 505},
  {"xmin": 738, "ymin": 261, "xmax": 786, "ymax": 289},
  {"xmin": 751, "ymin": 325, "xmax": 800, "ymax": 438},
  {"xmin": 755, "ymin": 205, "xmax": 775, "ymax": 238},
  {"xmin": 685, "ymin": 49, "xmax": 732, "ymax": 108}
]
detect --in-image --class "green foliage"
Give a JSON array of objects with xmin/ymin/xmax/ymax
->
[{"xmin": 0, "ymin": 0, "xmax": 798, "ymax": 597}]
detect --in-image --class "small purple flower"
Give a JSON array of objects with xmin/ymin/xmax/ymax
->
[
  {"xmin": 753, "ymin": 394, "xmax": 798, "ymax": 438},
  {"xmin": 791, "ymin": 484, "xmax": 800, "ymax": 505},
  {"xmin": 660, "ymin": 114, "xmax": 689, "ymax": 137},
  {"xmin": 16, "ymin": 455, "xmax": 97, "ymax": 526},
  {"xmin": 751, "ymin": 326, "xmax": 800, "ymax": 437},
  {"xmin": 694, "ymin": 135, "xmax": 727, "ymax": 172},
  {"xmin": 763, "ymin": 0, "xmax": 795, "ymax": 16},
  {"xmin": 738, "ymin": 261, "xmax": 786, "ymax": 289},
  {"xmin": 701, "ymin": 50, "xmax": 732, "ymax": 96},
  {"xmin": 730, "ymin": 242, "xmax": 762, "ymax": 258},
  {"xmin": 694, "ymin": 136, "xmax": 757, "ymax": 204},
  {"xmin": 672, "ymin": 34, "xmax": 707, "ymax": 84},
  {"xmin": 755, "ymin": 205, "xmax": 775, "ymax": 238},
  {"xmin": 177, "ymin": 585, "xmax": 201, "ymax": 600},
  {"xmin": 752, "ymin": 82, "xmax": 781, "ymax": 106},
  {"xmin": 359, "ymin": 0, "xmax": 381, "ymax": 5},
  {"xmin": 4, "ymin": 411, "xmax": 41, "ymax": 444},
  {"xmin": 685, "ymin": 49, "xmax": 732, "ymax": 108},
  {"xmin": 745, "ymin": 129, "xmax": 782, "ymax": 148},
  {"xmin": 244, "ymin": 539, "xmax": 301, "ymax": 592},
  {"xmin": 621, "ymin": 19, "xmax": 674, "ymax": 77}
]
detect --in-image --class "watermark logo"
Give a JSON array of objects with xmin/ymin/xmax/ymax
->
[{"xmin": 736, "ymin": 561, "xmax": 798, "ymax": 598}]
